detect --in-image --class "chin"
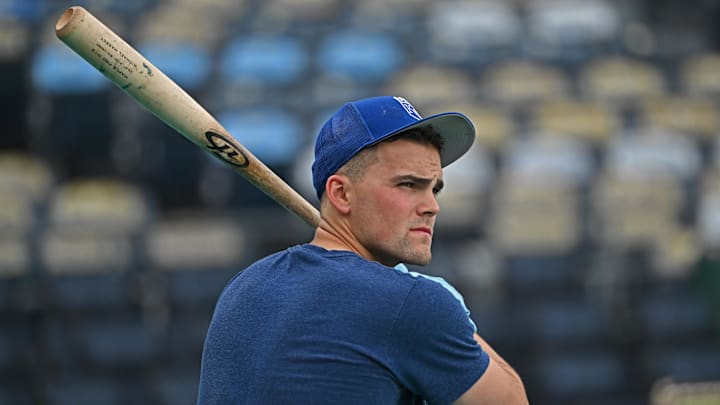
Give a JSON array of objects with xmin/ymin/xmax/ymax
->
[{"xmin": 404, "ymin": 253, "xmax": 432, "ymax": 267}]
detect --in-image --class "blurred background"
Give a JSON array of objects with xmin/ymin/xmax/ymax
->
[{"xmin": 2, "ymin": 0, "xmax": 720, "ymax": 404}]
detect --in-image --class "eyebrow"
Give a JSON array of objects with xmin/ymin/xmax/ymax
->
[{"xmin": 392, "ymin": 174, "xmax": 444, "ymax": 191}]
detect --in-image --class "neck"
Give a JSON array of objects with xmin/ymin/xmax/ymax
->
[{"xmin": 310, "ymin": 216, "xmax": 370, "ymax": 261}]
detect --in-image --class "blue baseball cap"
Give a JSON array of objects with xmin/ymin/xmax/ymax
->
[{"xmin": 312, "ymin": 96, "xmax": 476, "ymax": 199}]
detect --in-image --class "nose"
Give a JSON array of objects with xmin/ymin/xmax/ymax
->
[{"xmin": 420, "ymin": 191, "xmax": 440, "ymax": 217}]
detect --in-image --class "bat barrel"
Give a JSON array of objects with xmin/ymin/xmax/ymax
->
[{"xmin": 55, "ymin": 6, "xmax": 321, "ymax": 228}]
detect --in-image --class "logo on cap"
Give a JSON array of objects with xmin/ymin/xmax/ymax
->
[{"xmin": 393, "ymin": 96, "xmax": 422, "ymax": 121}]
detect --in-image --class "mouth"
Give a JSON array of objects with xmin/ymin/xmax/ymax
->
[{"xmin": 410, "ymin": 226, "xmax": 433, "ymax": 236}]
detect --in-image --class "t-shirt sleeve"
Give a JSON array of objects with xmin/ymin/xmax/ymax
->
[{"xmin": 388, "ymin": 277, "xmax": 490, "ymax": 405}]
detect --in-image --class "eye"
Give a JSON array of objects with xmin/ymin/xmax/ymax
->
[
  {"xmin": 399, "ymin": 181, "xmax": 414, "ymax": 188},
  {"xmin": 432, "ymin": 186, "xmax": 442, "ymax": 195}
]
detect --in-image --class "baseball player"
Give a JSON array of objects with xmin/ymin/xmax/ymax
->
[{"xmin": 197, "ymin": 96, "xmax": 528, "ymax": 404}]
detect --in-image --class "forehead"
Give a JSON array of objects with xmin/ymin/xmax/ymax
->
[{"xmin": 371, "ymin": 138, "xmax": 442, "ymax": 172}]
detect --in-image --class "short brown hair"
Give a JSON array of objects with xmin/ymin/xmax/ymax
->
[{"xmin": 336, "ymin": 126, "xmax": 444, "ymax": 182}]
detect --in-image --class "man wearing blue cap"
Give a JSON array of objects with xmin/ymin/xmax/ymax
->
[{"xmin": 197, "ymin": 96, "xmax": 528, "ymax": 404}]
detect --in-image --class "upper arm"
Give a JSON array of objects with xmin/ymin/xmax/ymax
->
[
  {"xmin": 389, "ymin": 280, "xmax": 488, "ymax": 404},
  {"xmin": 452, "ymin": 334, "xmax": 529, "ymax": 405}
]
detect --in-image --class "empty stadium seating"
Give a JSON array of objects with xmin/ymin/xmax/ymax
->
[{"xmin": 3, "ymin": 1, "xmax": 720, "ymax": 404}]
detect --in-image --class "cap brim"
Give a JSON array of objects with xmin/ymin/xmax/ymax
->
[{"xmin": 380, "ymin": 112, "xmax": 476, "ymax": 167}]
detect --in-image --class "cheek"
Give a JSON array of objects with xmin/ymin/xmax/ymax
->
[{"xmin": 355, "ymin": 193, "xmax": 404, "ymax": 236}]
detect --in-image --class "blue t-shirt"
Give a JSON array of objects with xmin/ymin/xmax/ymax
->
[{"xmin": 197, "ymin": 244, "xmax": 489, "ymax": 405}]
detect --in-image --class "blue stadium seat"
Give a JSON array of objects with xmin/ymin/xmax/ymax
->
[
  {"xmin": 503, "ymin": 253, "xmax": 585, "ymax": 294},
  {"xmin": 522, "ymin": 296, "xmax": 610, "ymax": 346},
  {"xmin": 31, "ymin": 44, "xmax": 109, "ymax": 95},
  {"xmin": 219, "ymin": 34, "xmax": 308, "ymax": 88},
  {"xmin": 45, "ymin": 373, "xmax": 125, "ymax": 405},
  {"xmin": 46, "ymin": 316, "xmax": 165, "ymax": 370},
  {"xmin": 32, "ymin": 43, "xmax": 115, "ymax": 176},
  {"xmin": 167, "ymin": 315, "xmax": 211, "ymax": 360},
  {"xmin": 0, "ymin": 382, "xmax": 34, "ymax": 405},
  {"xmin": 316, "ymin": 30, "xmax": 404, "ymax": 83},
  {"xmin": 535, "ymin": 349, "xmax": 627, "ymax": 399},
  {"xmin": 138, "ymin": 41, "xmax": 212, "ymax": 91},
  {"xmin": 0, "ymin": 0, "xmax": 46, "ymax": 23},
  {"xmin": 644, "ymin": 342, "xmax": 720, "ymax": 383},
  {"xmin": 46, "ymin": 272, "xmax": 131, "ymax": 313},
  {"xmin": 217, "ymin": 107, "xmax": 305, "ymax": 168},
  {"xmin": 150, "ymin": 368, "xmax": 200, "ymax": 405},
  {"xmin": 0, "ymin": 320, "xmax": 33, "ymax": 373},
  {"xmin": 637, "ymin": 286, "xmax": 716, "ymax": 343}
]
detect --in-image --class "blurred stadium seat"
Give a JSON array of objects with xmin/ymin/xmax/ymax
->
[
  {"xmin": 680, "ymin": 52, "xmax": 720, "ymax": 98},
  {"xmin": 144, "ymin": 213, "xmax": 245, "ymax": 315},
  {"xmin": 524, "ymin": 0, "xmax": 623, "ymax": 63},
  {"xmin": 644, "ymin": 342, "xmax": 720, "ymax": 383},
  {"xmin": 446, "ymin": 103, "xmax": 515, "ymax": 153},
  {"xmin": 44, "ymin": 371, "xmax": 140, "ymax": 405},
  {"xmin": 0, "ymin": 318, "xmax": 34, "ymax": 375},
  {"xmin": 697, "ymin": 168, "xmax": 720, "ymax": 252},
  {"xmin": 0, "ymin": 16, "xmax": 31, "ymax": 148},
  {"xmin": 502, "ymin": 135, "xmax": 596, "ymax": 187},
  {"xmin": 6, "ymin": 1, "xmax": 720, "ymax": 404},
  {"xmin": 150, "ymin": 368, "xmax": 201, "ymax": 405},
  {"xmin": 435, "ymin": 143, "xmax": 493, "ymax": 233},
  {"xmin": 31, "ymin": 42, "xmax": 116, "ymax": 177},
  {"xmin": 45, "ymin": 315, "xmax": 165, "ymax": 371},
  {"xmin": 639, "ymin": 96, "xmax": 719, "ymax": 140},
  {"xmin": 579, "ymin": 56, "xmax": 667, "ymax": 104},
  {"xmin": 425, "ymin": 0, "xmax": 522, "ymax": 66},
  {"xmin": 591, "ymin": 171, "xmax": 684, "ymax": 249},
  {"xmin": 40, "ymin": 178, "xmax": 151, "ymax": 313},
  {"xmin": 137, "ymin": 41, "xmax": 212, "ymax": 92},
  {"xmin": 636, "ymin": 284, "xmax": 716, "ymax": 344},
  {"xmin": 316, "ymin": 30, "xmax": 404, "ymax": 83},
  {"xmin": 534, "ymin": 349, "xmax": 627, "ymax": 400},
  {"xmin": 531, "ymin": 99, "xmax": 620, "ymax": 147},
  {"xmin": 489, "ymin": 174, "xmax": 582, "ymax": 257},
  {"xmin": 347, "ymin": 0, "xmax": 429, "ymax": 32},
  {"xmin": 201, "ymin": 106, "xmax": 306, "ymax": 208},
  {"xmin": 219, "ymin": 34, "xmax": 309, "ymax": 89},
  {"xmin": 0, "ymin": 153, "xmax": 52, "ymax": 313},
  {"xmin": 253, "ymin": 0, "xmax": 341, "ymax": 29},
  {"xmin": 481, "ymin": 60, "xmax": 571, "ymax": 105},
  {"xmin": 520, "ymin": 294, "xmax": 610, "ymax": 347},
  {"xmin": 605, "ymin": 127, "xmax": 702, "ymax": 183},
  {"xmin": 650, "ymin": 379, "xmax": 720, "ymax": 405},
  {"xmin": 135, "ymin": 3, "xmax": 231, "ymax": 49},
  {"xmin": 384, "ymin": 65, "xmax": 475, "ymax": 106}
]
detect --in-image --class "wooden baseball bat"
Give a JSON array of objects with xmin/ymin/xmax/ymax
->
[{"xmin": 55, "ymin": 6, "xmax": 321, "ymax": 228}]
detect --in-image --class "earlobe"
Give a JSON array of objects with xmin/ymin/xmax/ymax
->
[{"xmin": 325, "ymin": 174, "xmax": 352, "ymax": 215}]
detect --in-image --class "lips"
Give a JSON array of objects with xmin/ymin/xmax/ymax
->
[{"xmin": 410, "ymin": 226, "xmax": 433, "ymax": 236}]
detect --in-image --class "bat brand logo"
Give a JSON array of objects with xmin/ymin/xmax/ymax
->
[{"xmin": 205, "ymin": 131, "xmax": 250, "ymax": 168}]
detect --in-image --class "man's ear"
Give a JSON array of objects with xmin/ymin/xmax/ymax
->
[{"xmin": 325, "ymin": 174, "xmax": 352, "ymax": 215}]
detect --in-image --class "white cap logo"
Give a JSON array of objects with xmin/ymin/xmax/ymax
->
[{"xmin": 393, "ymin": 96, "xmax": 422, "ymax": 121}]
